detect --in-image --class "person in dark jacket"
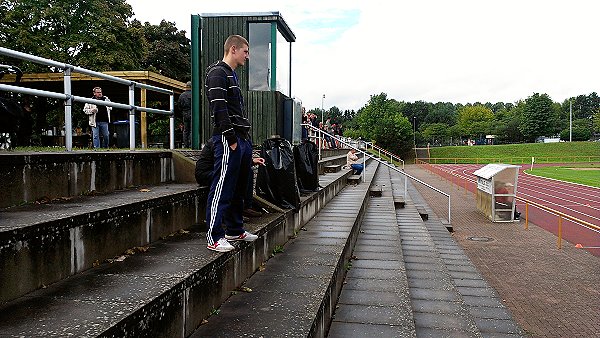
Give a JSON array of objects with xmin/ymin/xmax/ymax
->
[
  {"xmin": 204, "ymin": 35, "xmax": 257, "ymax": 252},
  {"xmin": 178, "ymin": 81, "xmax": 192, "ymax": 148}
]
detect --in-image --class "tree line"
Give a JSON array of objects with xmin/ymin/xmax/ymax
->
[
  {"xmin": 0, "ymin": 0, "xmax": 190, "ymax": 81},
  {"xmin": 2, "ymin": 1, "xmax": 599, "ymax": 154},
  {"xmin": 310, "ymin": 92, "xmax": 600, "ymax": 157},
  {"xmin": 0, "ymin": 0, "xmax": 191, "ymax": 146}
]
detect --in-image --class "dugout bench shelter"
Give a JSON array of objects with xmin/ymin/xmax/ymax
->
[{"xmin": 473, "ymin": 163, "xmax": 520, "ymax": 222}]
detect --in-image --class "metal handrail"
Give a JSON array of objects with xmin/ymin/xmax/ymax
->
[
  {"xmin": 368, "ymin": 142, "xmax": 405, "ymax": 170},
  {"xmin": 0, "ymin": 47, "xmax": 175, "ymax": 150},
  {"xmin": 302, "ymin": 123, "xmax": 452, "ymax": 223}
]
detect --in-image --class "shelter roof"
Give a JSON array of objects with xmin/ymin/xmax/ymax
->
[
  {"xmin": 0, "ymin": 71, "xmax": 186, "ymax": 108},
  {"xmin": 473, "ymin": 163, "xmax": 520, "ymax": 180}
]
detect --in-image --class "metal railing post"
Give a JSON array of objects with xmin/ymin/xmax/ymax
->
[
  {"xmin": 404, "ymin": 170, "xmax": 408, "ymax": 199},
  {"xmin": 318, "ymin": 129, "xmax": 322, "ymax": 160},
  {"xmin": 128, "ymin": 84, "xmax": 135, "ymax": 150},
  {"xmin": 362, "ymin": 149, "xmax": 366, "ymax": 183},
  {"xmin": 63, "ymin": 67, "xmax": 73, "ymax": 151},
  {"xmin": 169, "ymin": 94, "xmax": 175, "ymax": 149}
]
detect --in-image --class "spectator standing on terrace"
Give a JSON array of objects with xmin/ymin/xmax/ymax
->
[
  {"xmin": 178, "ymin": 81, "xmax": 192, "ymax": 148},
  {"xmin": 83, "ymin": 87, "xmax": 112, "ymax": 148},
  {"xmin": 301, "ymin": 107, "xmax": 308, "ymax": 141},
  {"xmin": 204, "ymin": 35, "xmax": 258, "ymax": 252}
]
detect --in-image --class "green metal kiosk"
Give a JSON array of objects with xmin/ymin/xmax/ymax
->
[{"xmin": 190, "ymin": 12, "xmax": 299, "ymax": 149}]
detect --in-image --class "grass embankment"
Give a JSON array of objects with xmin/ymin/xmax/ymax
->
[
  {"xmin": 427, "ymin": 142, "xmax": 600, "ymax": 164},
  {"xmin": 524, "ymin": 164, "xmax": 600, "ymax": 188}
]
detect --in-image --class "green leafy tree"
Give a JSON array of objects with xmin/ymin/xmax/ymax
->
[
  {"xmin": 491, "ymin": 103, "xmax": 524, "ymax": 144},
  {"xmin": 560, "ymin": 119, "xmax": 592, "ymax": 141},
  {"xmin": 0, "ymin": 0, "xmax": 146, "ymax": 72},
  {"xmin": 356, "ymin": 93, "xmax": 413, "ymax": 155},
  {"xmin": 140, "ymin": 20, "xmax": 190, "ymax": 81},
  {"xmin": 400, "ymin": 100, "xmax": 432, "ymax": 131},
  {"xmin": 421, "ymin": 123, "xmax": 449, "ymax": 145},
  {"xmin": 592, "ymin": 110, "xmax": 600, "ymax": 134},
  {"xmin": 426, "ymin": 102, "xmax": 457, "ymax": 125},
  {"xmin": 326, "ymin": 106, "xmax": 342, "ymax": 124},
  {"xmin": 457, "ymin": 105, "xmax": 494, "ymax": 139},
  {"xmin": 447, "ymin": 124, "xmax": 463, "ymax": 145},
  {"xmin": 519, "ymin": 93, "xmax": 560, "ymax": 142}
]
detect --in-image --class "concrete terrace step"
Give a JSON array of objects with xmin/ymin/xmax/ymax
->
[
  {"xmin": 395, "ymin": 170, "xmax": 525, "ymax": 337},
  {"xmin": 318, "ymin": 154, "xmax": 347, "ymax": 175},
  {"xmin": 328, "ymin": 165, "xmax": 416, "ymax": 337},
  {"xmin": 0, "ymin": 150, "xmax": 178, "ymax": 209},
  {"xmin": 190, "ymin": 161, "xmax": 379, "ymax": 337},
  {"xmin": 0, "ymin": 152, "xmax": 362, "ymax": 337},
  {"xmin": 324, "ymin": 164, "xmax": 342, "ymax": 173},
  {"xmin": 0, "ymin": 182, "xmax": 204, "ymax": 304}
]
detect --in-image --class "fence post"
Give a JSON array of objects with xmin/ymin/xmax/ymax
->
[
  {"xmin": 63, "ymin": 67, "xmax": 73, "ymax": 151},
  {"xmin": 169, "ymin": 94, "xmax": 175, "ymax": 149},
  {"xmin": 128, "ymin": 84, "xmax": 135, "ymax": 150},
  {"xmin": 557, "ymin": 216, "xmax": 563, "ymax": 249},
  {"xmin": 525, "ymin": 203, "xmax": 529, "ymax": 230}
]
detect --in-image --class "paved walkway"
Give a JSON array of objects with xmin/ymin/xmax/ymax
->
[{"xmin": 404, "ymin": 164, "xmax": 600, "ymax": 338}]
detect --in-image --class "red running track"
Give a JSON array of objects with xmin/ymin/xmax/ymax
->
[{"xmin": 424, "ymin": 163, "xmax": 600, "ymax": 257}]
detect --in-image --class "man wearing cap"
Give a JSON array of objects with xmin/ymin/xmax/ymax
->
[{"xmin": 178, "ymin": 81, "xmax": 192, "ymax": 148}]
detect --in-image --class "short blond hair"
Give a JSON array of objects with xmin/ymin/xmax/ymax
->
[{"xmin": 224, "ymin": 35, "xmax": 249, "ymax": 55}]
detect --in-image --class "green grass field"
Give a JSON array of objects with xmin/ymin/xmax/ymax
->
[
  {"xmin": 426, "ymin": 142, "xmax": 600, "ymax": 164},
  {"xmin": 524, "ymin": 164, "xmax": 600, "ymax": 188}
]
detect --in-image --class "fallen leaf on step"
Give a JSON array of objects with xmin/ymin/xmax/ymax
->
[{"xmin": 139, "ymin": 188, "xmax": 151, "ymax": 192}]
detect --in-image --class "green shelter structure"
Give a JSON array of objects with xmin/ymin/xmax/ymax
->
[{"xmin": 190, "ymin": 12, "xmax": 300, "ymax": 149}]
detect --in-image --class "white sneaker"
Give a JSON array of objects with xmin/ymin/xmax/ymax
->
[
  {"xmin": 207, "ymin": 238, "xmax": 235, "ymax": 252},
  {"xmin": 225, "ymin": 231, "xmax": 258, "ymax": 242}
]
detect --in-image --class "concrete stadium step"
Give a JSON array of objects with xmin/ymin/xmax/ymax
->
[
  {"xmin": 0, "ymin": 150, "xmax": 185, "ymax": 209},
  {"xmin": 0, "ymin": 151, "xmax": 363, "ymax": 337},
  {"xmin": 328, "ymin": 165, "xmax": 416, "ymax": 337},
  {"xmin": 324, "ymin": 164, "xmax": 342, "ymax": 173},
  {"xmin": 0, "ymin": 182, "xmax": 204, "ymax": 304},
  {"xmin": 190, "ymin": 161, "xmax": 379, "ymax": 337},
  {"xmin": 394, "ymin": 171, "xmax": 525, "ymax": 337},
  {"xmin": 318, "ymin": 153, "xmax": 347, "ymax": 175}
]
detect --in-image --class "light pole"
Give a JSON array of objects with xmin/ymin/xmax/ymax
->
[
  {"xmin": 569, "ymin": 100, "xmax": 572, "ymax": 142},
  {"xmin": 413, "ymin": 116, "xmax": 416, "ymax": 147},
  {"xmin": 321, "ymin": 94, "xmax": 325, "ymax": 124}
]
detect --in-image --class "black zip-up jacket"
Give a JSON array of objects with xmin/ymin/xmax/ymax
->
[{"xmin": 205, "ymin": 61, "xmax": 251, "ymax": 146}]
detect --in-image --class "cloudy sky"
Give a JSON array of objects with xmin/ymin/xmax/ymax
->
[{"xmin": 127, "ymin": 0, "xmax": 598, "ymax": 111}]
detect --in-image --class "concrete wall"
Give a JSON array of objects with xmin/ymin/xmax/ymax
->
[{"xmin": 0, "ymin": 151, "xmax": 174, "ymax": 209}]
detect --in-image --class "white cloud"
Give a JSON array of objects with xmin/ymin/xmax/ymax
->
[{"xmin": 127, "ymin": 0, "xmax": 600, "ymax": 111}]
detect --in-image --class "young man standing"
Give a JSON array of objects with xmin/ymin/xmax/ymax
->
[{"xmin": 204, "ymin": 35, "xmax": 258, "ymax": 252}]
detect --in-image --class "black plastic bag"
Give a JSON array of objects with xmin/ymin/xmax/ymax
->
[
  {"xmin": 256, "ymin": 137, "xmax": 300, "ymax": 209},
  {"xmin": 294, "ymin": 140, "xmax": 319, "ymax": 193}
]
